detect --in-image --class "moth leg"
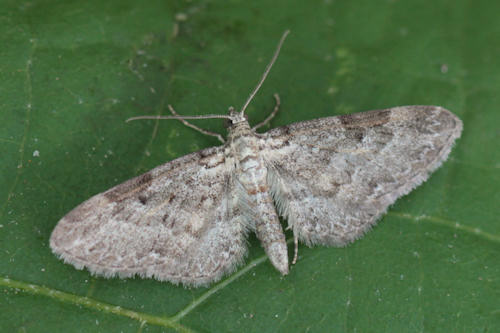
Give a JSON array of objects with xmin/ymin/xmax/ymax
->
[
  {"xmin": 252, "ymin": 93, "xmax": 281, "ymax": 131},
  {"xmin": 168, "ymin": 105, "xmax": 225, "ymax": 143},
  {"xmin": 292, "ymin": 233, "xmax": 299, "ymax": 265}
]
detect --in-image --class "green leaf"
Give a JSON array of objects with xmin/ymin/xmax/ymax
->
[{"xmin": 1, "ymin": 0, "xmax": 498, "ymax": 332}]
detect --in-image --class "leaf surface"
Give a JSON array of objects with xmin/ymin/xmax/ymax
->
[{"xmin": 1, "ymin": 0, "xmax": 498, "ymax": 332}]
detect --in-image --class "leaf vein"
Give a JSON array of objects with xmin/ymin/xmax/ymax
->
[
  {"xmin": 171, "ymin": 238, "xmax": 295, "ymax": 322},
  {"xmin": 388, "ymin": 212, "xmax": 500, "ymax": 243},
  {"xmin": 0, "ymin": 277, "xmax": 192, "ymax": 332}
]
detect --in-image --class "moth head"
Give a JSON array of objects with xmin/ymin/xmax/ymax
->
[{"xmin": 224, "ymin": 106, "xmax": 248, "ymax": 128}]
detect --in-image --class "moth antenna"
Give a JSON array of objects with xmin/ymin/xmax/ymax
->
[
  {"xmin": 126, "ymin": 114, "xmax": 231, "ymax": 123},
  {"xmin": 239, "ymin": 30, "xmax": 290, "ymax": 115},
  {"xmin": 127, "ymin": 30, "xmax": 289, "ymax": 123}
]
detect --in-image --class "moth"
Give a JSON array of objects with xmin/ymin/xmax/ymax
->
[{"xmin": 50, "ymin": 31, "xmax": 463, "ymax": 287}]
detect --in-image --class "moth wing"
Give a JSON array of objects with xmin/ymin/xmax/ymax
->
[
  {"xmin": 50, "ymin": 146, "xmax": 246, "ymax": 287},
  {"xmin": 261, "ymin": 106, "xmax": 462, "ymax": 246}
]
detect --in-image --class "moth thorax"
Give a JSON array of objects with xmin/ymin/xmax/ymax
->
[{"xmin": 227, "ymin": 121, "xmax": 253, "ymax": 138}]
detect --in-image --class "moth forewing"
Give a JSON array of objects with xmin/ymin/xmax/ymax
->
[{"xmin": 262, "ymin": 105, "xmax": 462, "ymax": 247}]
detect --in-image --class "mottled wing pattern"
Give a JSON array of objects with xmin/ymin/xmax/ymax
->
[
  {"xmin": 262, "ymin": 106, "xmax": 462, "ymax": 246},
  {"xmin": 50, "ymin": 146, "xmax": 246, "ymax": 286}
]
